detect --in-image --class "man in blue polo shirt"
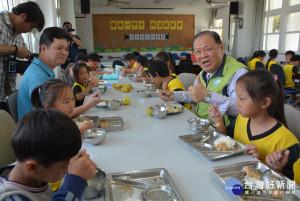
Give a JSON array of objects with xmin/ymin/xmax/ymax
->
[
  {"xmin": 18, "ymin": 27, "xmax": 101, "ymax": 120},
  {"xmin": 18, "ymin": 27, "xmax": 68, "ymax": 119}
]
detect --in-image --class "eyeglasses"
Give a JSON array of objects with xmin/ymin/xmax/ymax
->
[{"xmin": 193, "ymin": 47, "xmax": 215, "ymax": 56}]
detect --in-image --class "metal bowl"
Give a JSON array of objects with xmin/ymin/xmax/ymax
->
[
  {"xmin": 187, "ymin": 118, "xmax": 210, "ymax": 132},
  {"xmin": 82, "ymin": 168, "xmax": 106, "ymax": 200},
  {"xmin": 142, "ymin": 185, "xmax": 174, "ymax": 201},
  {"xmin": 137, "ymin": 90, "xmax": 151, "ymax": 98},
  {"xmin": 146, "ymin": 84, "xmax": 157, "ymax": 90},
  {"xmin": 105, "ymin": 99, "xmax": 122, "ymax": 111},
  {"xmin": 83, "ymin": 128, "xmax": 106, "ymax": 145},
  {"xmin": 149, "ymin": 89, "xmax": 162, "ymax": 97},
  {"xmin": 151, "ymin": 105, "xmax": 168, "ymax": 119}
]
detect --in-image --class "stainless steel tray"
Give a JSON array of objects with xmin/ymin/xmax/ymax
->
[
  {"xmin": 158, "ymin": 103, "xmax": 184, "ymax": 114},
  {"xmin": 179, "ymin": 131, "xmax": 245, "ymax": 160},
  {"xmin": 98, "ymin": 116, "xmax": 124, "ymax": 132},
  {"xmin": 137, "ymin": 89, "xmax": 162, "ymax": 98},
  {"xmin": 105, "ymin": 168, "xmax": 184, "ymax": 201},
  {"xmin": 77, "ymin": 116, "xmax": 99, "ymax": 128},
  {"xmin": 211, "ymin": 161, "xmax": 300, "ymax": 201}
]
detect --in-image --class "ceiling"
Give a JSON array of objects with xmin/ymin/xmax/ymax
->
[{"xmin": 90, "ymin": 0, "xmax": 237, "ymax": 9}]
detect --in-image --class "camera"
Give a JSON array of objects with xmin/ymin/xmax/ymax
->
[
  {"xmin": 8, "ymin": 54, "xmax": 38, "ymax": 74},
  {"xmin": 64, "ymin": 27, "xmax": 75, "ymax": 32}
]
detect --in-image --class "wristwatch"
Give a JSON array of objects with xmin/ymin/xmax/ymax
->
[{"xmin": 204, "ymin": 90, "xmax": 212, "ymax": 103}]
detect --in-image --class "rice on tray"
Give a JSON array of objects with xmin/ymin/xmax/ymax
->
[{"xmin": 213, "ymin": 136, "xmax": 235, "ymax": 151}]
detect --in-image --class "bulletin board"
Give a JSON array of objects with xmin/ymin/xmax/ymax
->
[{"xmin": 92, "ymin": 14, "xmax": 194, "ymax": 53}]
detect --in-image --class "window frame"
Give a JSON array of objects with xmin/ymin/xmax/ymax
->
[{"xmin": 262, "ymin": 0, "xmax": 300, "ymax": 53}]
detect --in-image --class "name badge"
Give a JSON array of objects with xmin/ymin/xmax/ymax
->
[{"xmin": 213, "ymin": 79, "xmax": 221, "ymax": 86}]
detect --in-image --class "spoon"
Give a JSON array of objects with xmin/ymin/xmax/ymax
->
[{"xmin": 260, "ymin": 149, "xmax": 286, "ymax": 182}]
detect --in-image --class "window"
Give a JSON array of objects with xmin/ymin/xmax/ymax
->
[
  {"xmin": 262, "ymin": 0, "xmax": 300, "ymax": 52},
  {"xmin": 214, "ymin": 19, "xmax": 223, "ymax": 41}
]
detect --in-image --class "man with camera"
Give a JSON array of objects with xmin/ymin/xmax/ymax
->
[
  {"xmin": 0, "ymin": 2, "xmax": 44, "ymax": 111},
  {"xmin": 62, "ymin": 22, "xmax": 82, "ymax": 67}
]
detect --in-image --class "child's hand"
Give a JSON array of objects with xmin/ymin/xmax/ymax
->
[
  {"xmin": 266, "ymin": 149, "xmax": 290, "ymax": 172},
  {"xmin": 68, "ymin": 149, "xmax": 97, "ymax": 181},
  {"xmin": 162, "ymin": 82, "xmax": 169, "ymax": 91},
  {"xmin": 86, "ymin": 91, "xmax": 101, "ymax": 107},
  {"xmin": 245, "ymin": 144, "xmax": 260, "ymax": 158},
  {"xmin": 89, "ymin": 79, "xmax": 97, "ymax": 88},
  {"xmin": 208, "ymin": 103, "xmax": 226, "ymax": 134},
  {"xmin": 159, "ymin": 91, "xmax": 174, "ymax": 102},
  {"xmin": 79, "ymin": 120, "xmax": 94, "ymax": 133}
]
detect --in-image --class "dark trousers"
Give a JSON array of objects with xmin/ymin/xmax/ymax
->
[{"xmin": 0, "ymin": 102, "xmax": 8, "ymax": 112}]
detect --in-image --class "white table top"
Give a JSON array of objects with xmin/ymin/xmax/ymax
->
[{"xmin": 82, "ymin": 75, "xmax": 255, "ymax": 201}]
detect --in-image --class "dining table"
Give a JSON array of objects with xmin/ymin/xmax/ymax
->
[{"xmin": 81, "ymin": 75, "xmax": 257, "ymax": 201}]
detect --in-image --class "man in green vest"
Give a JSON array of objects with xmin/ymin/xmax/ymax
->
[{"xmin": 160, "ymin": 31, "xmax": 248, "ymax": 134}]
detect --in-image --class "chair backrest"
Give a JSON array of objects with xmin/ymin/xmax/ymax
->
[
  {"xmin": 6, "ymin": 90, "xmax": 18, "ymax": 123},
  {"xmin": 145, "ymin": 54, "xmax": 154, "ymax": 60},
  {"xmin": 191, "ymin": 54, "xmax": 196, "ymax": 63},
  {"xmin": 270, "ymin": 64, "xmax": 286, "ymax": 86},
  {"xmin": 112, "ymin": 60, "xmax": 125, "ymax": 68},
  {"xmin": 178, "ymin": 73, "xmax": 197, "ymax": 90},
  {"xmin": 180, "ymin": 52, "xmax": 187, "ymax": 57},
  {"xmin": 171, "ymin": 53, "xmax": 180, "ymax": 60},
  {"xmin": 284, "ymin": 104, "xmax": 300, "ymax": 141},
  {"xmin": 0, "ymin": 110, "xmax": 16, "ymax": 166},
  {"xmin": 255, "ymin": 61, "xmax": 266, "ymax": 70},
  {"xmin": 178, "ymin": 60, "xmax": 194, "ymax": 73},
  {"xmin": 236, "ymin": 57, "xmax": 247, "ymax": 66}
]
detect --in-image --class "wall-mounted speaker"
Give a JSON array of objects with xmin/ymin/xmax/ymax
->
[
  {"xmin": 230, "ymin": 2, "xmax": 239, "ymax": 15},
  {"xmin": 81, "ymin": 0, "xmax": 90, "ymax": 14}
]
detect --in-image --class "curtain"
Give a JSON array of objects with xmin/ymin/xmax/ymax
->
[
  {"xmin": 250, "ymin": 0, "xmax": 265, "ymax": 55},
  {"xmin": 231, "ymin": 17, "xmax": 238, "ymax": 58}
]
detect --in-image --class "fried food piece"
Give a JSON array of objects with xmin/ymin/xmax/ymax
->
[
  {"xmin": 271, "ymin": 189, "xmax": 282, "ymax": 199},
  {"xmin": 215, "ymin": 142, "xmax": 230, "ymax": 151},
  {"xmin": 244, "ymin": 166, "xmax": 261, "ymax": 179},
  {"xmin": 100, "ymin": 121, "xmax": 110, "ymax": 127},
  {"xmin": 215, "ymin": 122, "xmax": 221, "ymax": 128}
]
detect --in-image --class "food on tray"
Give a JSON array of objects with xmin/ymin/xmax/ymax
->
[
  {"xmin": 166, "ymin": 105, "xmax": 183, "ymax": 113},
  {"xmin": 243, "ymin": 166, "xmax": 283, "ymax": 199},
  {"xmin": 75, "ymin": 120, "xmax": 87, "ymax": 127},
  {"xmin": 100, "ymin": 121, "xmax": 110, "ymax": 127},
  {"xmin": 215, "ymin": 122, "xmax": 221, "ymax": 128},
  {"xmin": 97, "ymin": 101, "xmax": 106, "ymax": 107},
  {"xmin": 139, "ymin": 84, "xmax": 147, "ymax": 87},
  {"xmin": 244, "ymin": 166, "xmax": 261, "ymax": 179},
  {"xmin": 271, "ymin": 189, "xmax": 283, "ymax": 199},
  {"xmin": 213, "ymin": 136, "xmax": 235, "ymax": 151}
]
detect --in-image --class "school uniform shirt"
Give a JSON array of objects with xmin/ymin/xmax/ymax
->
[
  {"xmin": 234, "ymin": 114, "xmax": 299, "ymax": 179},
  {"xmin": 264, "ymin": 60, "xmax": 276, "ymax": 71},
  {"xmin": 168, "ymin": 76, "xmax": 190, "ymax": 110},
  {"xmin": 87, "ymin": 65, "xmax": 93, "ymax": 72},
  {"xmin": 283, "ymin": 64, "xmax": 300, "ymax": 88},
  {"xmin": 294, "ymin": 158, "xmax": 300, "ymax": 185},
  {"xmin": 247, "ymin": 58, "xmax": 261, "ymax": 71},
  {"xmin": 72, "ymin": 81, "xmax": 87, "ymax": 107},
  {"xmin": 0, "ymin": 164, "xmax": 87, "ymax": 201}
]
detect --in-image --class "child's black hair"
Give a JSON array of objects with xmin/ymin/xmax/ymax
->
[
  {"xmin": 31, "ymin": 79, "xmax": 71, "ymax": 109},
  {"xmin": 136, "ymin": 55, "xmax": 148, "ymax": 67},
  {"xmin": 72, "ymin": 62, "xmax": 90, "ymax": 79},
  {"xmin": 154, "ymin": 51, "xmax": 175, "ymax": 73},
  {"xmin": 285, "ymin": 50, "xmax": 295, "ymax": 56},
  {"xmin": 250, "ymin": 50, "xmax": 266, "ymax": 60},
  {"xmin": 290, "ymin": 55, "xmax": 300, "ymax": 62},
  {"xmin": 237, "ymin": 70, "xmax": 287, "ymax": 127},
  {"xmin": 88, "ymin": 53, "xmax": 101, "ymax": 62},
  {"xmin": 148, "ymin": 60, "xmax": 170, "ymax": 78},
  {"xmin": 12, "ymin": 109, "xmax": 82, "ymax": 167},
  {"xmin": 64, "ymin": 62, "xmax": 75, "ymax": 77},
  {"xmin": 266, "ymin": 49, "xmax": 278, "ymax": 69},
  {"xmin": 124, "ymin": 53, "xmax": 135, "ymax": 61},
  {"xmin": 75, "ymin": 53, "xmax": 88, "ymax": 63}
]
